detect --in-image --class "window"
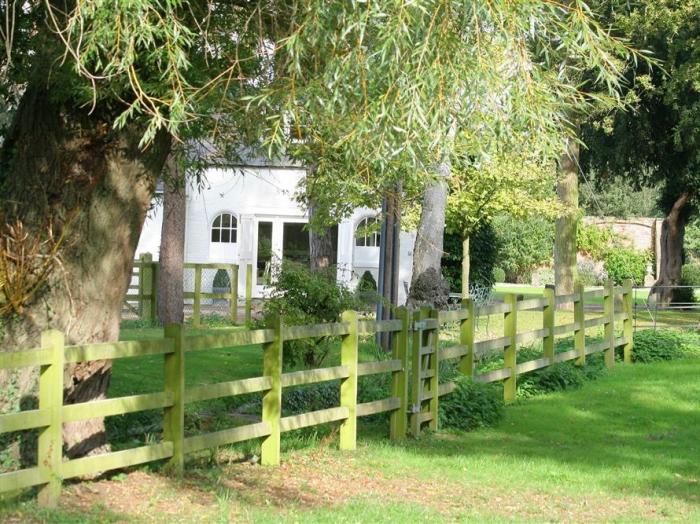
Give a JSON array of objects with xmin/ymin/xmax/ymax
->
[
  {"xmin": 355, "ymin": 216, "xmax": 380, "ymax": 247},
  {"xmin": 211, "ymin": 213, "xmax": 238, "ymax": 243}
]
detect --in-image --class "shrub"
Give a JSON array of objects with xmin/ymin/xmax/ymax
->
[
  {"xmin": 492, "ymin": 266, "xmax": 506, "ymax": 283},
  {"xmin": 517, "ymin": 352, "xmax": 606, "ymax": 398},
  {"xmin": 530, "ymin": 267, "xmax": 554, "ymax": 286},
  {"xmin": 603, "ymin": 248, "xmax": 648, "ymax": 285},
  {"xmin": 492, "ymin": 215, "xmax": 554, "ymax": 283},
  {"xmin": 212, "ymin": 269, "xmax": 231, "ymax": 289},
  {"xmin": 355, "ymin": 270, "xmax": 379, "ymax": 307},
  {"xmin": 577, "ymin": 259, "xmax": 608, "ymax": 287},
  {"xmin": 577, "ymin": 223, "xmax": 618, "ymax": 261},
  {"xmin": 630, "ymin": 330, "xmax": 687, "ymax": 363},
  {"xmin": 671, "ymin": 264, "xmax": 700, "ymax": 304},
  {"xmin": 439, "ymin": 377, "xmax": 504, "ymax": 431},
  {"xmin": 441, "ymin": 223, "xmax": 498, "ymax": 291},
  {"xmin": 259, "ymin": 262, "xmax": 358, "ymax": 367}
]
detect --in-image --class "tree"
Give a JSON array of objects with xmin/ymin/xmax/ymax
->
[
  {"xmin": 158, "ymin": 155, "xmax": 187, "ymax": 325},
  {"xmin": 0, "ymin": 1, "xmax": 637, "ymax": 457},
  {"xmin": 554, "ymin": 135, "xmax": 580, "ymax": 300},
  {"xmin": 582, "ymin": 0, "xmax": 700, "ymax": 303}
]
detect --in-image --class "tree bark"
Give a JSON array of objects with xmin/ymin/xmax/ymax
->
[
  {"xmin": 554, "ymin": 136, "xmax": 580, "ymax": 304},
  {"xmin": 0, "ymin": 74, "xmax": 170, "ymax": 458},
  {"xmin": 157, "ymin": 156, "xmax": 187, "ymax": 325},
  {"xmin": 461, "ymin": 236, "xmax": 470, "ymax": 299},
  {"xmin": 308, "ymin": 201, "xmax": 335, "ymax": 272},
  {"xmin": 409, "ymin": 163, "xmax": 449, "ymax": 300},
  {"xmin": 650, "ymin": 192, "xmax": 690, "ymax": 305}
]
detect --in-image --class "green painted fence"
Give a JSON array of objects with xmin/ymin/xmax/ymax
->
[
  {"xmin": 125, "ymin": 255, "xmax": 254, "ymax": 325},
  {"xmin": 0, "ymin": 279, "xmax": 634, "ymax": 506}
]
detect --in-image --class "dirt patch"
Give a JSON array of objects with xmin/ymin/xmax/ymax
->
[{"xmin": 7, "ymin": 448, "xmax": 682, "ymax": 523}]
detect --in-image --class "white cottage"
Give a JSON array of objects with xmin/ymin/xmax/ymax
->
[{"xmin": 135, "ymin": 160, "xmax": 416, "ymax": 304}]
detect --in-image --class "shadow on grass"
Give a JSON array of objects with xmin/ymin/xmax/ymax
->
[{"xmin": 360, "ymin": 358, "xmax": 700, "ymax": 505}]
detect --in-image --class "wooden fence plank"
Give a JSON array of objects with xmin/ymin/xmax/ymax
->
[
  {"xmin": 280, "ymin": 406, "xmax": 349, "ymax": 433},
  {"xmin": 517, "ymin": 297, "xmax": 548, "ymax": 311},
  {"xmin": 543, "ymin": 287, "xmax": 555, "ymax": 360},
  {"xmin": 183, "ymin": 422, "xmax": 271, "ymax": 454},
  {"xmin": 604, "ymin": 280, "xmax": 615, "ymax": 368},
  {"xmin": 515, "ymin": 328, "xmax": 549, "ymax": 346},
  {"xmin": 474, "ymin": 368, "xmax": 512, "ymax": 383},
  {"xmin": 357, "ymin": 359, "xmax": 402, "ymax": 376},
  {"xmin": 0, "ymin": 467, "xmax": 46, "ymax": 493},
  {"xmin": 503, "ymin": 294, "xmax": 518, "ymax": 403},
  {"xmin": 585, "ymin": 340, "xmax": 610, "ymax": 355},
  {"xmin": 515, "ymin": 357, "xmax": 551, "ymax": 375},
  {"xmin": 0, "ymin": 409, "xmax": 49, "ymax": 433},
  {"xmin": 479, "ymin": 302, "xmax": 512, "ymax": 315},
  {"xmin": 555, "ymin": 293, "xmax": 579, "ymax": 305},
  {"xmin": 63, "ymin": 392, "xmax": 173, "ymax": 422},
  {"xmin": 390, "ymin": 308, "xmax": 410, "ymax": 440},
  {"xmin": 163, "ymin": 324, "xmax": 185, "ymax": 474},
  {"xmin": 283, "ymin": 322, "xmax": 349, "ymax": 340},
  {"xmin": 281, "ymin": 366, "xmax": 350, "ymax": 388},
  {"xmin": 62, "ymin": 443, "xmax": 173, "ymax": 480},
  {"xmin": 186, "ymin": 377, "xmax": 272, "ymax": 403},
  {"xmin": 474, "ymin": 336, "xmax": 510, "ymax": 355},
  {"xmin": 185, "ymin": 329, "xmax": 275, "ymax": 352},
  {"xmin": 622, "ymin": 279, "xmax": 634, "ymax": 363},
  {"xmin": 574, "ymin": 283, "xmax": 586, "ymax": 366},
  {"xmin": 64, "ymin": 339, "xmax": 174, "ymax": 363},
  {"xmin": 553, "ymin": 349, "xmax": 579, "ymax": 363},
  {"xmin": 552, "ymin": 322, "xmax": 580, "ymax": 336},
  {"xmin": 0, "ymin": 348, "xmax": 51, "ymax": 369},
  {"xmin": 437, "ymin": 309, "xmax": 469, "ymax": 323},
  {"xmin": 357, "ymin": 397, "xmax": 401, "ymax": 417},
  {"xmin": 357, "ymin": 319, "xmax": 404, "ymax": 335},
  {"xmin": 438, "ymin": 382, "xmax": 457, "ymax": 396},
  {"xmin": 440, "ymin": 344, "xmax": 469, "ymax": 361}
]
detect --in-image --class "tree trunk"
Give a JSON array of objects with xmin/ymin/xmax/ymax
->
[
  {"xmin": 0, "ymin": 75, "xmax": 170, "ymax": 458},
  {"xmin": 158, "ymin": 156, "xmax": 187, "ymax": 325},
  {"xmin": 461, "ymin": 236, "xmax": 470, "ymax": 299},
  {"xmin": 377, "ymin": 189, "xmax": 401, "ymax": 349},
  {"xmin": 554, "ymin": 136, "xmax": 579, "ymax": 305},
  {"xmin": 650, "ymin": 192, "xmax": 690, "ymax": 305},
  {"xmin": 308, "ymin": 201, "xmax": 335, "ymax": 272},
  {"xmin": 409, "ymin": 163, "xmax": 449, "ymax": 303}
]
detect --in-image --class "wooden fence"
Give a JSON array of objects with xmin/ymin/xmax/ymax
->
[
  {"xmin": 0, "ymin": 280, "xmax": 633, "ymax": 506},
  {"xmin": 125, "ymin": 254, "xmax": 254, "ymax": 326}
]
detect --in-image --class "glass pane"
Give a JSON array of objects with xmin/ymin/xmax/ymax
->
[
  {"xmin": 211, "ymin": 229, "xmax": 220, "ymax": 242},
  {"xmin": 283, "ymin": 222, "xmax": 309, "ymax": 265},
  {"xmin": 213, "ymin": 215, "xmax": 221, "ymax": 228},
  {"xmin": 221, "ymin": 213, "xmax": 231, "ymax": 228},
  {"xmin": 221, "ymin": 229, "xmax": 230, "ymax": 243},
  {"xmin": 231, "ymin": 228, "xmax": 237, "ymax": 243},
  {"xmin": 257, "ymin": 221, "xmax": 273, "ymax": 284},
  {"xmin": 231, "ymin": 215, "xmax": 237, "ymax": 228}
]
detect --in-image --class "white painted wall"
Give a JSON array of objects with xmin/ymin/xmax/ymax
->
[{"xmin": 135, "ymin": 165, "xmax": 416, "ymax": 304}]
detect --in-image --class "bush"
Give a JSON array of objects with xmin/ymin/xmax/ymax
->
[
  {"xmin": 530, "ymin": 267, "xmax": 554, "ymax": 286},
  {"xmin": 212, "ymin": 268, "xmax": 231, "ymax": 289},
  {"xmin": 492, "ymin": 266, "xmax": 506, "ymax": 283},
  {"xmin": 577, "ymin": 259, "xmax": 608, "ymax": 287},
  {"xmin": 603, "ymin": 248, "xmax": 648, "ymax": 285},
  {"xmin": 439, "ymin": 377, "xmax": 504, "ymax": 431},
  {"xmin": 577, "ymin": 223, "xmax": 618, "ymax": 261},
  {"xmin": 672, "ymin": 264, "xmax": 700, "ymax": 304},
  {"xmin": 630, "ymin": 330, "xmax": 687, "ymax": 363},
  {"xmin": 441, "ymin": 223, "xmax": 498, "ymax": 291},
  {"xmin": 492, "ymin": 215, "xmax": 554, "ymax": 283},
  {"xmin": 259, "ymin": 262, "xmax": 358, "ymax": 367}
]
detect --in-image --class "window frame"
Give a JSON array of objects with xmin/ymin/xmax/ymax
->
[
  {"xmin": 211, "ymin": 212, "xmax": 239, "ymax": 244},
  {"xmin": 355, "ymin": 216, "xmax": 381, "ymax": 248}
]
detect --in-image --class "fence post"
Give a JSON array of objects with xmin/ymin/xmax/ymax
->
[
  {"xmin": 409, "ymin": 308, "xmax": 426, "ymax": 436},
  {"xmin": 458, "ymin": 299, "xmax": 475, "ymax": 377},
  {"xmin": 339, "ymin": 310, "xmax": 359, "ymax": 450},
  {"xmin": 428, "ymin": 308, "xmax": 439, "ymax": 432},
  {"xmin": 163, "ymin": 324, "xmax": 185, "ymax": 474},
  {"xmin": 151, "ymin": 260, "xmax": 159, "ymax": 324},
  {"xmin": 245, "ymin": 263, "xmax": 253, "ymax": 324},
  {"xmin": 543, "ymin": 286, "xmax": 555, "ymax": 362},
  {"xmin": 574, "ymin": 282, "xmax": 586, "ymax": 366},
  {"xmin": 503, "ymin": 294, "xmax": 518, "ymax": 403},
  {"xmin": 604, "ymin": 279, "xmax": 615, "ymax": 368},
  {"xmin": 193, "ymin": 264, "xmax": 202, "ymax": 328},
  {"xmin": 139, "ymin": 253, "xmax": 154, "ymax": 322},
  {"xmin": 37, "ymin": 329, "xmax": 64, "ymax": 507},
  {"xmin": 230, "ymin": 264, "xmax": 239, "ymax": 324},
  {"xmin": 390, "ymin": 307, "xmax": 409, "ymax": 440},
  {"xmin": 261, "ymin": 314, "xmax": 283, "ymax": 465},
  {"xmin": 622, "ymin": 279, "xmax": 634, "ymax": 363}
]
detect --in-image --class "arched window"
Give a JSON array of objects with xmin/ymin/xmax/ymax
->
[
  {"xmin": 355, "ymin": 216, "xmax": 380, "ymax": 247},
  {"xmin": 211, "ymin": 213, "xmax": 238, "ymax": 243}
]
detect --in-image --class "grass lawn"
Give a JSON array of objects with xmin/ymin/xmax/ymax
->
[{"xmin": 3, "ymin": 358, "xmax": 699, "ymax": 522}]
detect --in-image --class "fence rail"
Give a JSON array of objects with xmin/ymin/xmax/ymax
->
[
  {"xmin": 125, "ymin": 254, "xmax": 254, "ymax": 326},
  {"xmin": 0, "ymin": 279, "xmax": 634, "ymax": 507}
]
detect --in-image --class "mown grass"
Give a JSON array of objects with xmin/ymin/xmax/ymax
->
[{"xmin": 3, "ymin": 357, "xmax": 699, "ymax": 522}]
